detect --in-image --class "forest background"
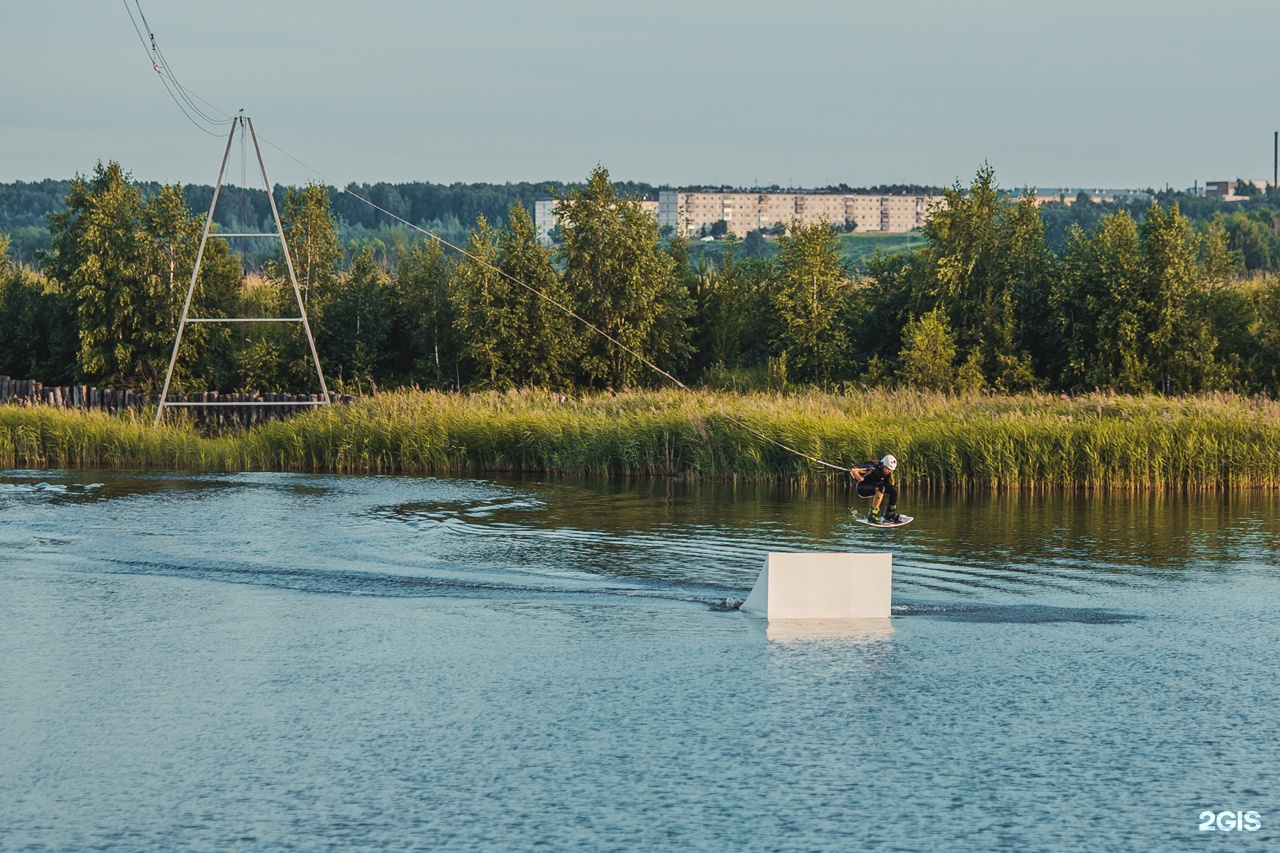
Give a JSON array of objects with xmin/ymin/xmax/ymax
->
[{"xmin": 3, "ymin": 162, "xmax": 1280, "ymax": 400}]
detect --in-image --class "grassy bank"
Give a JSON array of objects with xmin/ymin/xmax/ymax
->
[
  {"xmin": 2, "ymin": 389, "xmax": 1279, "ymax": 488},
  {"xmin": 836, "ymin": 231, "xmax": 924, "ymax": 264}
]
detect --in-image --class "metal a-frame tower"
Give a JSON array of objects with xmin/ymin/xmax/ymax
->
[{"xmin": 155, "ymin": 115, "xmax": 329, "ymax": 425}]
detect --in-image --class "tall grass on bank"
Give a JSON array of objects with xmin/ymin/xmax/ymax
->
[{"xmin": 3, "ymin": 389, "xmax": 1280, "ymax": 489}]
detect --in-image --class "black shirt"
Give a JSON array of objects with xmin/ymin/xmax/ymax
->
[{"xmin": 857, "ymin": 460, "xmax": 892, "ymax": 486}]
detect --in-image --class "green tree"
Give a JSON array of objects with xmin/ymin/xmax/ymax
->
[
  {"xmin": 1054, "ymin": 203, "xmax": 1237, "ymax": 394},
  {"xmin": 322, "ymin": 246, "xmax": 392, "ymax": 386},
  {"xmin": 1215, "ymin": 211, "xmax": 1275, "ymax": 271},
  {"xmin": 44, "ymin": 162, "xmax": 157, "ymax": 387},
  {"xmin": 854, "ymin": 250, "xmax": 916, "ymax": 371},
  {"xmin": 994, "ymin": 192, "xmax": 1054, "ymax": 389},
  {"xmin": 451, "ymin": 215, "xmax": 510, "ymax": 386},
  {"xmin": 497, "ymin": 203, "xmax": 579, "ymax": 388},
  {"xmin": 689, "ymin": 236, "xmax": 761, "ymax": 371},
  {"xmin": 911, "ymin": 167, "xmax": 1042, "ymax": 388},
  {"xmin": 237, "ymin": 276, "xmax": 290, "ymax": 391},
  {"xmin": 1248, "ymin": 274, "xmax": 1280, "ymax": 392},
  {"xmin": 259, "ymin": 183, "xmax": 342, "ymax": 391},
  {"xmin": 451, "ymin": 206, "xmax": 580, "ymax": 388},
  {"xmin": 772, "ymin": 220, "xmax": 849, "ymax": 382},
  {"xmin": 860, "ymin": 173, "xmax": 1052, "ymax": 388},
  {"xmin": 1055, "ymin": 212, "xmax": 1150, "ymax": 392},
  {"xmin": 0, "ymin": 236, "xmax": 77, "ymax": 382},
  {"xmin": 143, "ymin": 183, "xmax": 241, "ymax": 391},
  {"xmin": 741, "ymin": 229, "xmax": 772, "ymax": 259},
  {"xmin": 916, "ymin": 166, "xmax": 1003, "ymax": 356},
  {"xmin": 898, "ymin": 308, "xmax": 957, "ymax": 390},
  {"xmin": 275, "ymin": 184, "xmax": 342, "ymax": 308},
  {"xmin": 1142, "ymin": 203, "xmax": 1219, "ymax": 393},
  {"xmin": 391, "ymin": 237, "xmax": 455, "ymax": 387},
  {"xmin": 42, "ymin": 162, "xmax": 238, "ymax": 391},
  {"xmin": 556, "ymin": 167, "xmax": 692, "ymax": 387}
]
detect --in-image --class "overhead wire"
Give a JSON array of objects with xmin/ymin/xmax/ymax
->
[
  {"xmin": 122, "ymin": 0, "xmax": 230, "ymax": 136},
  {"xmin": 258, "ymin": 134, "xmax": 851, "ymax": 473},
  {"xmin": 118, "ymin": 4, "xmax": 851, "ymax": 475},
  {"xmin": 132, "ymin": 0, "xmax": 231, "ymax": 127}
]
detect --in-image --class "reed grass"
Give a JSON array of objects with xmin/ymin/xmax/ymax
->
[{"xmin": 3, "ymin": 388, "xmax": 1280, "ymax": 489}]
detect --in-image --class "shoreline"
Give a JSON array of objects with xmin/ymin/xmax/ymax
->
[{"xmin": 3, "ymin": 388, "xmax": 1279, "ymax": 489}]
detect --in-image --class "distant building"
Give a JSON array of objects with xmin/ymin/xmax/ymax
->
[
  {"xmin": 656, "ymin": 190, "xmax": 942, "ymax": 239},
  {"xmin": 1205, "ymin": 181, "xmax": 1235, "ymax": 199},
  {"xmin": 1017, "ymin": 188, "xmax": 1153, "ymax": 206},
  {"xmin": 534, "ymin": 199, "xmax": 558, "ymax": 246},
  {"xmin": 1205, "ymin": 180, "xmax": 1265, "ymax": 202},
  {"xmin": 535, "ymin": 184, "xmax": 1168, "ymax": 246}
]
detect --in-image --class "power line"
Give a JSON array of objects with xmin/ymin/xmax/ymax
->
[
  {"xmin": 130, "ymin": 1, "xmax": 235, "ymax": 127},
  {"xmin": 122, "ymin": 0, "xmax": 230, "ymax": 136}
]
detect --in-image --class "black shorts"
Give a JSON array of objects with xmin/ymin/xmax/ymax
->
[
  {"xmin": 856, "ymin": 480, "xmax": 884, "ymax": 499},
  {"xmin": 856, "ymin": 479, "xmax": 898, "ymax": 503}
]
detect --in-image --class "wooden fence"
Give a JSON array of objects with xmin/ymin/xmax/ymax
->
[{"xmin": 0, "ymin": 376, "xmax": 356, "ymax": 427}]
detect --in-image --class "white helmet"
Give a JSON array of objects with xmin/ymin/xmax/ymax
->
[{"xmin": 880, "ymin": 454, "xmax": 898, "ymax": 473}]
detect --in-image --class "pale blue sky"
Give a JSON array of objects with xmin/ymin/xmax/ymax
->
[{"xmin": 2, "ymin": 1, "xmax": 1276, "ymax": 190}]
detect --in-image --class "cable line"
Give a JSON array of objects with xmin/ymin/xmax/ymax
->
[
  {"xmin": 117, "ymin": 4, "xmax": 851, "ymax": 474},
  {"xmin": 261, "ymin": 140, "xmax": 851, "ymax": 473},
  {"xmin": 122, "ymin": 0, "xmax": 230, "ymax": 135},
  {"xmin": 132, "ymin": 1, "xmax": 233, "ymax": 127}
]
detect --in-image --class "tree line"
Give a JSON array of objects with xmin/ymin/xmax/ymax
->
[
  {"xmin": 0, "ymin": 176, "xmax": 664, "ymax": 270},
  {"xmin": 13, "ymin": 172, "xmax": 1277, "ymax": 271},
  {"xmin": 1037, "ymin": 186, "xmax": 1280, "ymax": 270},
  {"xmin": 3, "ymin": 161, "xmax": 1280, "ymax": 397}
]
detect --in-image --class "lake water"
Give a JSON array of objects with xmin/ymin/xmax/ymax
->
[{"xmin": 1, "ymin": 471, "xmax": 1277, "ymax": 851}]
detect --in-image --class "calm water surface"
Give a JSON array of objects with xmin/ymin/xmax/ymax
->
[{"xmin": 1, "ymin": 471, "xmax": 1277, "ymax": 851}]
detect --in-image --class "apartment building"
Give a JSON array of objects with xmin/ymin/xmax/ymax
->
[
  {"xmin": 656, "ymin": 190, "xmax": 941, "ymax": 239},
  {"xmin": 845, "ymin": 194, "xmax": 934, "ymax": 234}
]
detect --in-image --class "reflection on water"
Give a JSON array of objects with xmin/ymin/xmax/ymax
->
[
  {"xmin": 752, "ymin": 617, "xmax": 896, "ymax": 642},
  {"xmin": 2, "ymin": 470, "xmax": 1279, "ymax": 850}
]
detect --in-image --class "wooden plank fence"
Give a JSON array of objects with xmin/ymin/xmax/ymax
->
[{"xmin": 0, "ymin": 376, "xmax": 356, "ymax": 427}]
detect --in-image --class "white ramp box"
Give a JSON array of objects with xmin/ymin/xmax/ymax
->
[{"xmin": 741, "ymin": 552, "xmax": 892, "ymax": 619}]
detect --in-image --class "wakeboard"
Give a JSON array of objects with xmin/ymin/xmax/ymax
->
[{"xmin": 855, "ymin": 514, "xmax": 914, "ymax": 529}]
